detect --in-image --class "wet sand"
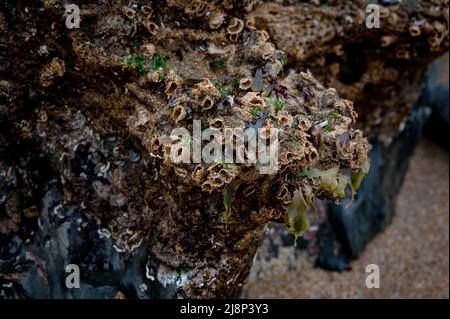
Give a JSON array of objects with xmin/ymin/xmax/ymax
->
[{"xmin": 242, "ymin": 138, "xmax": 449, "ymax": 299}]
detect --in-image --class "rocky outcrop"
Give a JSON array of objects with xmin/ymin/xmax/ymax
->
[
  {"xmin": 0, "ymin": 0, "xmax": 448, "ymax": 299},
  {"xmin": 248, "ymin": 59, "xmax": 445, "ymax": 275}
]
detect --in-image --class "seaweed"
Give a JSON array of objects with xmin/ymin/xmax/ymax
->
[
  {"xmin": 284, "ymin": 190, "xmax": 310, "ymax": 241},
  {"xmin": 222, "ymin": 180, "xmax": 243, "ymax": 223},
  {"xmin": 151, "ymin": 53, "xmax": 167, "ymax": 70}
]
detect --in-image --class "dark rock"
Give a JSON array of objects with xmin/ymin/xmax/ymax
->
[
  {"xmin": 119, "ymin": 241, "xmax": 152, "ymax": 299},
  {"xmin": 422, "ymin": 55, "xmax": 449, "ymax": 149},
  {"xmin": 317, "ymin": 105, "xmax": 432, "ymax": 270}
]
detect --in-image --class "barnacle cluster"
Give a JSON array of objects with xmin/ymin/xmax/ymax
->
[
  {"xmin": 63, "ymin": 1, "xmax": 370, "ymax": 241},
  {"xmin": 0, "ymin": 0, "xmax": 445, "ymax": 299},
  {"xmin": 251, "ymin": 0, "xmax": 449, "ymax": 139}
]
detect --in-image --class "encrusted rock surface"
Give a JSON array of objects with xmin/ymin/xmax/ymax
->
[
  {"xmin": 0, "ymin": 0, "xmax": 370, "ymax": 298},
  {"xmin": 0, "ymin": 0, "xmax": 447, "ymax": 299},
  {"xmin": 251, "ymin": 0, "xmax": 449, "ymax": 140},
  {"xmin": 246, "ymin": 53, "xmax": 448, "ymax": 275}
]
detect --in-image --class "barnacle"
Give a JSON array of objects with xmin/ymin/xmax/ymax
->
[
  {"xmin": 150, "ymin": 136, "xmax": 162, "ymax": 151},
  {"xmin": 381, "ymin": 35, "xmax": 397, "ymax": 47},
  {"xmin": 409, "ymin": 25, "xmax": 422, "ymax": 37},
  {"xmin": 122, "ymin": 6, "xmax": 136, "ymax": 20},
  {"xmin": 144, "ymin": 21, "xmax": 159, "ymax": 35},
  {"xmin": 246, "ymin": 16, "xmax": 256, "ymax": 30},
  {"xmin": 278, "ymin": 113, "xmax": 294, "ymax": 127},
  {"xmin": 297, "ymin": 115, "xmax": 312, "ymax": 131},
  {"xmin": 227, "ymin": 18, "xmax": 244, "ymax": 35},
  {"xmin": 209, "ymin": 118, "xmax": 224, "ymax": 129},
  {"xmin": 171, "ymin": 105, "xmax": 187, "ymax": 123},
  {"xmin": 142, "ymin": 43, "xmax": 155, "ymax": 56},
  {"xmin": 185, "ymin": 0, "xmax": 208, "ymax": 17},
  {"xmin": 141, "ymin": 5, "xmax": 153, "ymax": 16},
  {"xmin": 239, "ymin": 78, "xmax": 253, "ymax": 90},
  {"xmin": 242, "ymin": 92, "xmax": 265, "ymax": 107},
  {"xmin": 208, "ymin": 11, "xmax": 226, "ymax": 29}
]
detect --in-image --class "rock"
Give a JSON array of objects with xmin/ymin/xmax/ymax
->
[
  {"xmin": 319, "ymin": 104, "xmax": 431, "ymax": 269},
  {"xmin": 1, "ymin": 0, "xmax": 448, "ymax": 299},
  {"xmin": 248, "ymin": 99, "xmax": 433, "ymax": 274}
]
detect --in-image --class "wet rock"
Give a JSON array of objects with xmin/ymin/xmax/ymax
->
[
  {"xmin": 249, "ymin": 103, "xmax": 433, "ymax": 273},
  {"xmin": 1, "ymin": 0, "xmax": 448, "ymax": 299},
  {"xmin": 119, "ymin": 241, "xmax": 152, "ymax": 299},
  {"xmin": 423, "ymin": 55, "xmax": 449, "ymax": 149}
]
